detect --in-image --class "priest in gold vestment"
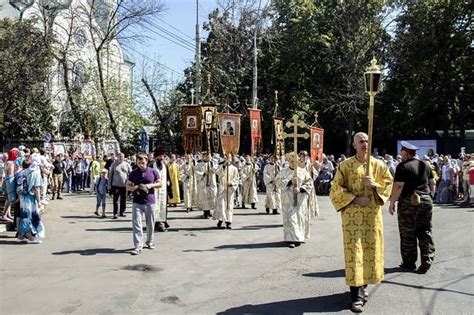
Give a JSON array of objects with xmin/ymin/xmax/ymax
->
[
  {"xmin": 167, "ymin": 154, "xmax": 181, "ymax": 206},
  {"xmin": 329, "ymin": 132, "xmax": 392, "ymax": 313}
]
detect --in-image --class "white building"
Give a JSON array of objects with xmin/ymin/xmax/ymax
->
[{"xmin": 0, "ymin": 0, "xmax": 134, "ymax": 132}]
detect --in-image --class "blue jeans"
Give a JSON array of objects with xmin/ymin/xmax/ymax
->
[{"xmin": 132, "ymin": 203, "xmax": 156, "ymax": 250}]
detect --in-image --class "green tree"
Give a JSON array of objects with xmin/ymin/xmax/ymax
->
[
  {"xmin": 381, "ymin": 0, "xmax": 473, "ymax": 153},
  {"xmin": 0, "ymin": 18, "xmax": 56, "ymax": 142}
]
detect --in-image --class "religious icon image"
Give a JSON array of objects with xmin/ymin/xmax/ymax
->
[
  {"xmin": 252, "ymin": 119, "xmax": 259, "ymax": 132},
  {"xmin": 53, "ymin": 143, "xmax": 66, "ymax": 156},
  {"xmin": 313, "ymin": 133, "xmax": 321, "ymax": 149},
  {"xmin": 205, "ymin": 111, "xmax": 213, "ymax": 125},
  {"xmin": 82, "ymin": 142, "xmax": 93, "ymax": 156},
  {"xmin": 186, "ymin": 115, "xmax": 197, "ymax": 129},
  {"xmin": 222, "ymin": 119, "xmax": 235, "ymax": 136}
]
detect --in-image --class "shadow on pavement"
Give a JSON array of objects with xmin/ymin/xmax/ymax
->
[
  {"xmin": 52, "ymin": 247, "xmax": 132, "ymax": 256},
  {"xmin": 233, "ymin": 212, "xmax": 271, "ymax": 216},
  {"xmin": 303, "ymin": 269, "xmax": 345, "ymax": 278},
  {"xmin": 215, "ymin": 241, "xmax": 286, "ymax": 250},
  {"xmin": 233, "ymin": 224, "xmax": 283, "ymax": 230},
  {"xmin": 383, "ymin": 275, "xmax": 474, "ymax": 297},
  {"xmin": 168, "ymin": 227, "xmax": 219, "ymax": 232},
  {"xmin": 85, "ymin": 227, "xmax": 132, "ymax": 232},
  {"xmin": 216, "ymin": 292, "xmax": 349, "ymax": 314},
  {"xmin": 61, "ymin": 215, "xmax": 100, "ymax": 219}
]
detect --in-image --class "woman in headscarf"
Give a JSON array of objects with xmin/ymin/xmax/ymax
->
[{"xmin": 17, "ymin": 153, "xmax": 44, "ymax": 244}]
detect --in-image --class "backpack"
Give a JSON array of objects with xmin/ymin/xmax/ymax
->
[{"xmin": 16, "ymin": 171, "xmax": 29, "ymax": 195}]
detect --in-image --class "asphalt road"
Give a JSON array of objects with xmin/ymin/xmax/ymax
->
[{"xmin": 0, "ymin": 192, "xmax": 472, "ymax": 314}]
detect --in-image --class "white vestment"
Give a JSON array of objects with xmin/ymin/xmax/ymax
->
[
  {"xmin": 213, "ymin": 163, "xmax": 240, "ymax": 223},
  {"xmin": 180, "ymin": 162, "xmax": 195, "ymax": 208},
  {"xmin": 263, "ymin": 163, "xmax": 282, "ymax": 211},
  {"xmin": 275, "ymin": 167, "xmax": 313, "ymax": 242},
  {"xmin": 241, "ymin": 163, "xmax": 259, "ymax": 205},
  {"xmin": 194, "ymin": 160, "xmax": 217, "ymax": 211},
  {"xmin": 152, "ymin": 161, "xmax": 167, "ymax": 222}
]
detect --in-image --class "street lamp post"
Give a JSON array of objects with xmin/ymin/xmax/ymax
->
[
  {"xmin": 363, "ymin": 57, "xmax": 382, "ymax": 194},
  {"xmin": 190, "ymin": 88, "xmax": 195, "ymax": 105}
]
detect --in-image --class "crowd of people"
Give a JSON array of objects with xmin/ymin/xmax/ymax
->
[{"xmin": 1, "ymin": 138, "xmax": 473, "ymax": 313}]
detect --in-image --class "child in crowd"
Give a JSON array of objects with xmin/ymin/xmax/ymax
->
[{"xmin": 95, "ymin": 169, "xmax": 108, "ymax": 218}]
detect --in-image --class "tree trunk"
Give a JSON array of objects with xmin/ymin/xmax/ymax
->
[
  {"xmin": 345, "ymin": 114, "xmax": 354, "ymax": 156},
  {"xmin": 95, "ymin": 49, "xmax": 124, "ymax": 152},
  {"xmin": 141, "ymin": 78, "xmax": 172, "ymax": 139},
  {"xmin": 60, "ymin": 58, "xmax": 86, "ymax": 133}
]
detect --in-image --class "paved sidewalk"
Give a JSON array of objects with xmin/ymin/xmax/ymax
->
[{"xmin": 0, "ymin": 192, "xmax": 472, "ymax": 314}]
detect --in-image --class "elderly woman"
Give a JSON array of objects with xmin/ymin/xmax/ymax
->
[
  {"xmin": 2, "ymin": 149, "xmax": 20, "ymax": 223},
  {"xmin": 17, "ymin": 153, "xmax": 45, "ymax": 244}
]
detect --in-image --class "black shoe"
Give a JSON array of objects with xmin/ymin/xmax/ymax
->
[
  {"xmin": 399, "ymin": 262, "xmax": 417, "ymax": 270},
  {"xmin": 51, "ymin": 194, "xmax": 56, "ymax": 200},
  {"xmin": 119, "ymin": 213, "xmax": 126, "ymax": 217},
  {"xmin": 266, "ymin": 208, "xmax": 270, "ymax": 214},
  {"xmin": 217, "ymin": 220, "xmax": 225, "ymax": 229},
  {"xmin": 113, "ymin": 215, "xmax": 118, "ymax": 219},
  {"xmin": 241, "ymin": 204, "xmax": 247, "ymax": 209},
  {"xmin": 416, "ymin": 264, "xmax": 430, "ymax": 274},
  {"xmin": 56, "ymin": 196, "xmax": 63, "ymax": 200},
  {"xmin": 225, "ymin": 222, "xmax": 232, "ymax": 229},
  {"xmin": 251, "ymin": 203, "xmax": 256, "ymax": 209},
  {"xmin": 272, "ymin": 209, "xmax": 280, "ymax": 214}
]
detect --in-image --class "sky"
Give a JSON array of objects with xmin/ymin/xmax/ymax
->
[{"xmin": 128, "ymin": 0, "xmax": 219, "ymax": 88}]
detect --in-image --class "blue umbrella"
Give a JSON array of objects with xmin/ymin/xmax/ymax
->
[{"xmin": 140, "ymin": 128, "xmax": 149, "ymax": 153}]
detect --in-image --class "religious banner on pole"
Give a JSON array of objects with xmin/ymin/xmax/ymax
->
[
  {"xmin": 181, "ymin": 105, "xmax": 203, "ymax": 153},
  {"xmin": 310, "ymin": 126, "xmax": 324, "ymax": 163},
  {"xmin": 201, "ymin": 104, "xmax": 219, "ymax": 153},
  {"xmin": 249, "ymin": 108, "xmax": 262, "ymax": 156},
  {"xmin": 274, "ymin": 118, "xmax": 285, "ymax": 158},
  {"xmin": 218, "ymin": 113, "xmax": 241, "ymax": 155}
]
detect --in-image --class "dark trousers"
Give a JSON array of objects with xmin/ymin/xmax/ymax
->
[
  {"xmin": 398, "ymin": 195, "xmax": 435, "ymax": 267},
  {"xmin": 112, "ymin": 186, "xmax": 127, "ymax": 215},
  {"xmin": 74, "ymin": 174, "xmax": 83, "ymax": 191},
  {"xmin": 350, "ymin": 285, "xmax": 367, "ymax": 302}
]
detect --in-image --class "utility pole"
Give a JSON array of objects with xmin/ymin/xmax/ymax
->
[
  {"xmin": 252, "ymin": 0, "xmax": 262, "ymax": 109},
  {"xmin": 195, "ymin": 0, "xmax": 201, "ymax": 105}
]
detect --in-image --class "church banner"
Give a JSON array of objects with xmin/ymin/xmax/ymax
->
[
  {"xmin": 274, "ymin": 117, "xmax": 285, "ymax": 158},
  {"xmin": 218, "ymin": 113, "xmax": 241, "ymax": 155},
  {"xmin": 201, "ymin": 104, "xmax": 219, "ymax": 153},
  {"xmin": 249, "ymin": 108, "xmax": 262, "ymax": 156},
  {"xmin": 181, "ymin": 105, "xmax": 203, "ymax": 153},
  {"xmin": 310, "ymin": 126, "xmax": 324, "ymax": 163}
]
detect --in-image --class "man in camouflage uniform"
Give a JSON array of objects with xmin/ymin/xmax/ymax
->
[{"xmin": 389, "ymin": 141, "xmax": 436, "ymax": 274}]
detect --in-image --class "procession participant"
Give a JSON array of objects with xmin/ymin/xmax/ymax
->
[
  {"xmin": 17, "ymin": 154, "xmax": 45, "ymax": 244},
  {"xmin": 108, "ymin": 153, "xmax": 131, "ymax": 219},
  {"xmin": 194, "ymin": 151, "xmax": 217, "ymax": 219},
  {"xmin": 240, "ymin": 155, "xmax": 259, "ymax": 209},
  {"xmin": 127, "ymin": 152, "xmax": 161, "ymax": 255},
  {"xmin": 167, "ymin": 154, "xmax": 181, "ymax": 207},
  {"xmin": 263, "ymin": 154, "xmax": 281, "ymax": 214},
  {"xmin": 388, "ymin": 141, "xmax": 436, "ymax": 274},
  {"xmin": 213, "ymin": 154, "xmax": 240, "ymax": 229},
  {"xmin": 274, "ymin": 152, "xmax": 313, "ymax": 248},
  {"xmin": 299, "ymin": 150, "xmax": 320, "ymax": 219},
  {"xmin": 2, "ymin": 149, "xmax": 20, "ymax": 223},
  {"xmin": 89, "ymin": 155, "xmax": 101, "ymax": 194},
  {"xmin": 329, "ymin": 132, "xmax": 393, "ymax": 313},
  {"xmin": 51, "ymin": 154, "xmax": 65, "ymax": 200},
  {"xmin": 151, "ymin": 149, "xmax": 169, "ymax": 232},
  {"xmin": 181, "ymin": 154, "xmax": 195, "ymax": 213}
]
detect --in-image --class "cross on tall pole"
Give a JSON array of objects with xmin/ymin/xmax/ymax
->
[{"xmin": 283, "ymin": 114, "xmax": 309, "ymax": 206}]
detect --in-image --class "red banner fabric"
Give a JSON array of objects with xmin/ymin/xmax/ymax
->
[
  {"xmin": 181, "ymin": 105, "xmax": 203, "ymax": 153},
  {"xmin": 218, "ymin": 113, "xmax": 241, "ymax": 155},
  {"xmin": 249, "ymin": 108, "xmax": 262, "ymax": 156},
  {"xmin": 310, "ymin": 127, "xmax": 324, "ymax": 163}
]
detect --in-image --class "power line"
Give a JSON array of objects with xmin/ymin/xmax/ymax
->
[
  {"xmin": 138, "ymin": 21, "xmax": 195, "ymax": 52},
  {"xmin": 126, "ymin": 46, "xmax": 183, "ymax": 76},
  {"xmin": 156, "ymin": 16, "xmax": 194, "ymax": 41}
]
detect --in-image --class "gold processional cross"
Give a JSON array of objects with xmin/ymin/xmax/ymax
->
[{"xmin": 283, "ymin": 114, "xmax": 309, "ymax": 206}]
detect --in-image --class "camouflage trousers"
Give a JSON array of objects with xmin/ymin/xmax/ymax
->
[{"xmin": 397, "ymin": 194, "xmax": 435, "ymax": 267}]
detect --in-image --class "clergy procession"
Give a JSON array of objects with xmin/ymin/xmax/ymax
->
[{"xmin": 2, "ymin": 0, "xmax": 472, "ymax": 313}]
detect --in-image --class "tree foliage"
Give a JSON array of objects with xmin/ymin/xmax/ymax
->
[{"xmin": 0, "ymin": 18, "xmax": 56, "ymax": 142}]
